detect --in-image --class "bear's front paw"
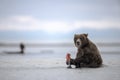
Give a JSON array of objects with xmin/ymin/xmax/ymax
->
[{"xmin": 67, "ymin": 65, "xmax": 72, "ymax": 68}]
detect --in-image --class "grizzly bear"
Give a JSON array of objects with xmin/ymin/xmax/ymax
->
[{"xmin": 66, "ymin": 33, "xmax": 103, "ymax": 68}]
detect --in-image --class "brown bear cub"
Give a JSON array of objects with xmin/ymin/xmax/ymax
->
[{"xmin": 66, "ymin": 33, "xmax": 103, "ymax": 68}]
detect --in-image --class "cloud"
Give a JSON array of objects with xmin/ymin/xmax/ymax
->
[
  {"xmin": 74, "ymin": 20, "xmax": 120, "ymax": 29},
  {"xmin": 0, "ymin": 16, "xmax": 120, "ymax": 33}
]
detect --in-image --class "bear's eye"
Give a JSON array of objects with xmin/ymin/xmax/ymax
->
[{"xmin": 80, "ymin": 37, "xmax": 83, "ymax": 40}]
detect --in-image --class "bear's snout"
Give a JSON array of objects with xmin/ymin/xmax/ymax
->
[
  {"xmin": 75, "ymin": 39, "xmax": 81, "ymax": 48},
  {"xmin": 77, "ymin": 42, "xmax": 80, "ymax": 45}
]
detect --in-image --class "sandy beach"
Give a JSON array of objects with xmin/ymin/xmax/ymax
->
[{"xmin": 0, "ymin": 52, "xmax": 120, "ymax": 80}]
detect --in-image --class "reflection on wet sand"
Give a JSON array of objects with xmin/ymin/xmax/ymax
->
[{"xmin": 3, "ymin": 51, "xmax": 24, "ymax": 54}]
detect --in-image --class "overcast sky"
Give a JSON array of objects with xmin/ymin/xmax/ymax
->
[
  {"xmin": 0, "ymin": 0, "xmax": 120, "ymax": 42},
  {"xmin": 0, "ymin": 0, "xmax": 120, "ymax": 33}
]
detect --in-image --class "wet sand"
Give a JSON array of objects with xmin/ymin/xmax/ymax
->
[{"xmin": 0, "ymin": 53, "xmax": 120, "ymax": 80}]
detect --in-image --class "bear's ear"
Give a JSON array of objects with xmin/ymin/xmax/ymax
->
[
  {"xmin": 74, "ymin": 34, "xmax": 77, "ymax": 37},
  {"xmin": 83, "ymin": 33, "xmax": 88, "ymax": 37}
]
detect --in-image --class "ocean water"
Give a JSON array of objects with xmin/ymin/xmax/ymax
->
[
  {"xmin": 0, "ymin": 43, "xmax": 120, "ymax": 59},
  {"xmin": 0, "ymin": 46, "xmax": 75, "ymax": 59}
]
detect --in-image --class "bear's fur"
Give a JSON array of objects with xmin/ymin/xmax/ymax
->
[{"xmin": 67, "ymin": 33, "xmax": 103, "ymax": 68}]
